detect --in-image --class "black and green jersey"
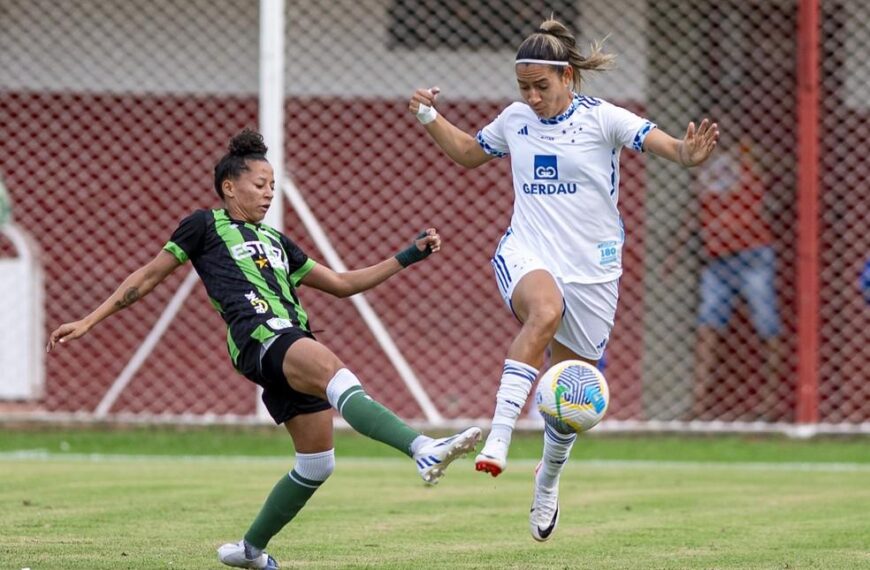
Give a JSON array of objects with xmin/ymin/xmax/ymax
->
[{"xmin": 163, "ymin": 209, "xmax": 316, "ymax": 366}]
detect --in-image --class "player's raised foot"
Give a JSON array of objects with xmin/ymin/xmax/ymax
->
[
  {"xmin": 529, "ymin": 462, "xmax": 560, "ymax": 542},
  {"xmin": 474, "ymin": 436, "xmax": 509, "ymax": 477},
  {"xmin": 218, "ymin": 540, "xmax": 279, "ymax": 569},
  {"xmin": 414, "ymin": 426, "xmax": 482, "ymax": 485}
]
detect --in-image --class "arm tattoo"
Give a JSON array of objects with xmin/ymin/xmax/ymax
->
[{"xmin": 114, "ymin": 287, "xmax": 141, "ymax": 309}]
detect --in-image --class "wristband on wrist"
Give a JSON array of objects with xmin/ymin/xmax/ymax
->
[
  {"xmin": 416, "ymin": 104, "xmax": 438, "ymax": 125},
  {"xmin": 395, "ymin": 231, "xmax": 432, "ymax": 267}
]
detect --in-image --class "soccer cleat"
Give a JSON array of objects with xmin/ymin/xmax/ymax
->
[
  {"xmin": 414, "ymin": 426, "xmax": 482, "ymax": 485},
  {"xmin": 217, "ymin": 540, "xmax": 280, "ymax": 569},
  {"xmin": 529, "ymin": 462, "xmax": 560, "ymax": 542},
  {"xmin": 474, "ymin": 437, "xmax": 509, "ymax": 477}
]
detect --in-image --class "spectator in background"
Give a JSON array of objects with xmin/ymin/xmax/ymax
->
[{"xmin": 665, "ymin": 132, "xmax": 784, "ymax": 420}]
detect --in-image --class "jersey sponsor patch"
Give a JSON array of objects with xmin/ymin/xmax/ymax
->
[
  {"xmin": 266, "ymin": 317, "xmax": 295, "ymax": 330},
  {"xmin": 245, "ymin": 291, "xmax": 269, "ymax": 314},
  {"xmin": 522, "ymin": 182, "xmax": 578, "ymax": 195},
  {"xmin": 597, "ymin": 241, "xmax": 619, "ymax": 265},
  {"xmin": 230, "ymin": 240, "xmax": 289, "ymax": 271},
  {"xmin": 534, "ymin": 155, "xmax": 558, "ymax": 180}
]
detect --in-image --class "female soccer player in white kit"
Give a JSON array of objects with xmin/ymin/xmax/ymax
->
[{"xmin": 408, "ymin": 18, "xmax": 718, "ymax": 541}]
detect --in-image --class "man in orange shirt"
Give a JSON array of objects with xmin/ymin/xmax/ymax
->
[{"xmin": 666, "ymin": 136, "xmax": 783, "ymax": 420}]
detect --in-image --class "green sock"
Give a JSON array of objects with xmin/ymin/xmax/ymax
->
[
  {"xmin": 336, "ymin": 385, "xmax": 420, "ymax": 457},
  {"xmin": 244, "ymin": 471, "xmax": 322, "ymax": 549}
]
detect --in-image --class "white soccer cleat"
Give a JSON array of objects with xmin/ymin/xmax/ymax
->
[
  {"xmin": 217, "ymin": 540, "xmax": 279, "ymax": 569},
  {"xmin": 414, "ymin": 427, "xmax": 482, "ymax": 485},
  {"xmin": 474, "ymin": 436, "xmax": 509, "ymax": 477},
  {"xmin": 529, "ymin": 462, "xmax": 560, "ymax": 542}
]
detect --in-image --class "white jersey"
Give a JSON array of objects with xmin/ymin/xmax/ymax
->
[{"xmin": 477, "ymin": 94, "xmax": 655, "ymax": 283}]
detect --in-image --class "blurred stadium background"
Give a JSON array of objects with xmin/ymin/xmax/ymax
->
[{"xmin": 0, "ymin": 0, "xmax": 867, "ymax": 433}]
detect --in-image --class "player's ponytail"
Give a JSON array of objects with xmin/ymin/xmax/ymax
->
[
  {"xmin": 213, "ymin": 128, "xmax": 269, "ymax": 199},
  {"xmin": 516, "ymin": 18, "xmax": 615, "ymax": 92}
]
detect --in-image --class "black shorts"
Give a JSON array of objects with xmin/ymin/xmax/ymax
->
[{"xmin": 236, "ymin": 329, "xmax": 332, "ymax": 424}]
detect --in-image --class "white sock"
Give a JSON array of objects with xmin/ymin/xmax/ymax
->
[
  {"xmin": 325, "ymin": 368, "xmax": 362, "ymax": 410},
  {"xmin": 488, "ymin": 359, "xmax": 538, "ymax": 445},
  {"xmin": 538, "ymin": 424, "xmax": 577, "ymax": 488},
  {"xmin": 294, "ymin": 449, "xmax": 335, "ymax": 482}
]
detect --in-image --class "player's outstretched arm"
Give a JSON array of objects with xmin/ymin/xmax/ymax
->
[
  {"xmin": 644, "ymin": 119, "xmax": 719, "ymax": 167},
  {"xmin": 299, "ymin": 228, "xmax": 440, "ymax": 298},
  {"xmin": 46, "ymin": 250, "xmax": 182, "ymax": 351},
  {"xmin": 409, "ymin": 87, "xmax": 492, "ymax": 169}
]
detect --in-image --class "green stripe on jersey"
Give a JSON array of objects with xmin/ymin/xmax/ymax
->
[
  {"xmin": 163, "ymin": 241, "xmax": 189, "ymax": 263},
  {"xmin": 251, "ymin": 324, "xmax": 276, "ymax": 343},
  {"xmin": 290, "ymin": 258, "xmax": 316, "ymax": 287},
  {"xmin": 212, "ymin": 210, "xmax": 290, "ymax": 320},
  {"xmin": 249, "ymin": 223, "xmax": 312, "ymax": 330},
  {"xmin": 227, "ymin": 329, "xmax": 240, "ymax": 365},
  {"xmin": 289, "ymin": 259, "xmax": 314, "ymax": 330},
  {"xmin": 254, "ymin": 222, "xmax": 315, "ymax": 287}
]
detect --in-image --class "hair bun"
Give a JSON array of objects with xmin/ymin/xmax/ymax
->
[{"xmin": 228, "ymin": 128, "xmax": 268, "ymax": 157}]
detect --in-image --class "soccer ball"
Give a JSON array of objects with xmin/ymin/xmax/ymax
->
[{"xmin": 535, "ymin": 360, "xmax": 610, "ymax": 433}]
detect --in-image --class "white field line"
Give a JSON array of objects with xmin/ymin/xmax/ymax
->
[{"xmin": 0, "ymin": 450, "xmax": 868, "ymax": 473}]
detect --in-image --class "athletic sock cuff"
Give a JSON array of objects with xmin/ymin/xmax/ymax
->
[
  {"xmin": 503, "ymin": 359, "xmax": 539, "ymax": 383},
  {"xmin": 544, "ymin": 424, "xmax": 577, "ymax": 444},
  {"xmin": 326, "ymin": 368, "xmax": 362, "ymax": 409},
  {"xmin": 294, "ymin": 449, "xmax": 336, "ymax": 482}
]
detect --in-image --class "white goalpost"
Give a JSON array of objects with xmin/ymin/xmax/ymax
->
[
  {"xmin": 257, "ymin": 0, "xmax": 442, "ymax": 423},
  {"xmin": 93, "ymin": 0, "xmax": 443, "ymax": 423}
]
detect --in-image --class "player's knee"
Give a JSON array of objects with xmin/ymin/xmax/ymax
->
[
  {"xmin": 311, "ymin": 358, "xmax": 344, "ymax": 388},
  {"xmin": 294, "ymin": 448, "xmax": 336, "ymax": 483},
  {"xmin": 285, "ymin": 353, "xmax": 344, "ymax": 393},
  {"xmin": 526, "ymin": 304, "xmax": 562, "ymax": 336}
]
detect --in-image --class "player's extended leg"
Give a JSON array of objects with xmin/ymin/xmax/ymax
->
[
  {"xmin": 529, "ymin": 340, "xmax": 595, "ymax": 542},
  {"xmin": 282, "ymin": 338, "xmax": 480, "ymax": 485},
  {"xmin": 219, "ymin": 410, "xmax": 335, "ymax": 569},
  {"xmin": 476, "ymin": 270, "xmax": 563, "ymax": 477}
]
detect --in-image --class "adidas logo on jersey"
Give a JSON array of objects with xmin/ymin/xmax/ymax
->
[{"xmin": 518, "ymin": 126, "xmax": 529, "ymax": 135}]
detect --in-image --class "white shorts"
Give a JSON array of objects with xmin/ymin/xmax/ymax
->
[{"xmin": 491, "ymin": 230, "xmax": 619, "ymax": 360}]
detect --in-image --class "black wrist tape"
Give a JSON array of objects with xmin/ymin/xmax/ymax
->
[{"xmin": 395, "ymin": 231, "xmax": 432, "ymax": 267}]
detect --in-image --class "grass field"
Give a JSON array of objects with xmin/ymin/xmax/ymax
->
[{"xmin": 1, "ymin": 427, "xmax": 868, "ymax": 569}]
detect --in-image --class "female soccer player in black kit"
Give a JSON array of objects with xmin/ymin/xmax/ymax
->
[{"xmin": 48, "ymin": 129, "xmax": 481, "ymax": 569}]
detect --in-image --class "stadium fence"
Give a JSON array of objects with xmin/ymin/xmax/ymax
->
[{"xmin": 0, "ymin": 0, "xmax": 867, "ymax": 435}]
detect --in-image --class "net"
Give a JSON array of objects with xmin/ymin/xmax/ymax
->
[{"xmin": 0, "ymin": 0, "xmax": 866, "ymax": 431}]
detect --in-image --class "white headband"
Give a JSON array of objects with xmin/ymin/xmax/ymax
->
[{"xmin": 515, "ymin": 58, "xmax": 569, "ymax": 66}]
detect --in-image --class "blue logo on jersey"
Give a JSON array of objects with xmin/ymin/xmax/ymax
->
[{"xmin": 534, "ymin": 155, "xmax": 558, "ymax": 180}]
